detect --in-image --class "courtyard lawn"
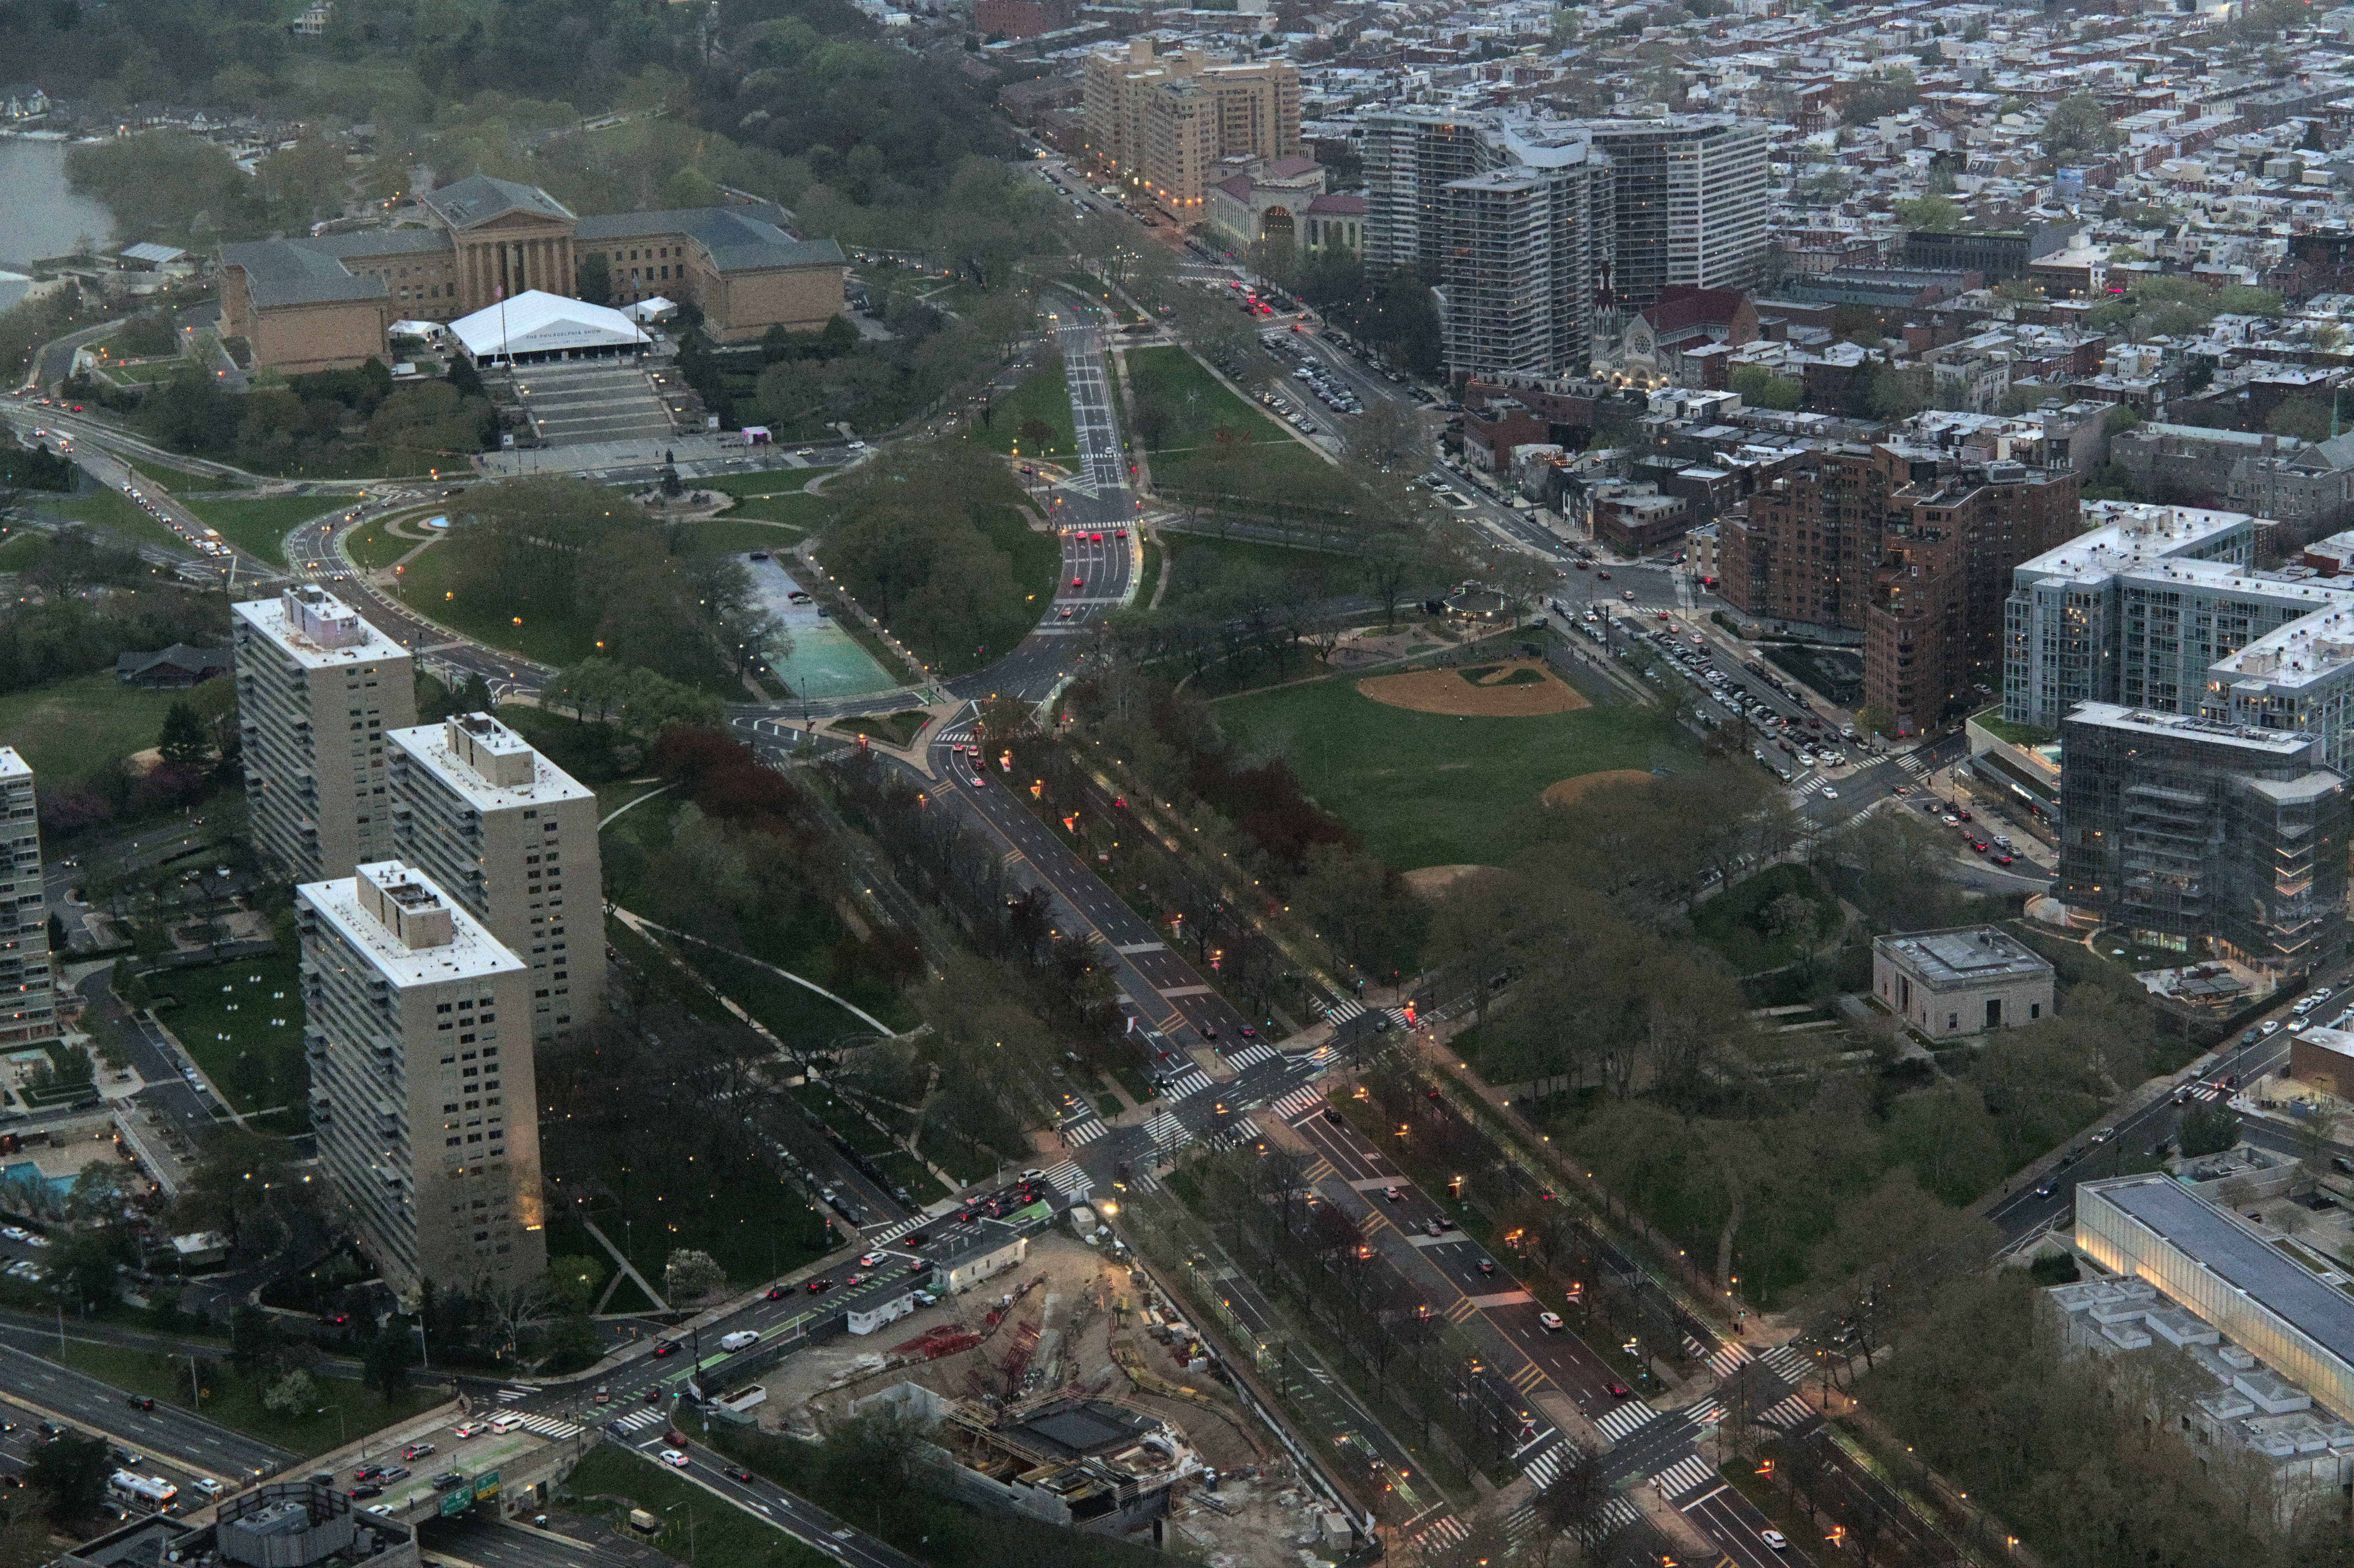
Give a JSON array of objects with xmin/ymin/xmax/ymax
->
[
  {"xmin": 1214, "ymin": 675, "xmax": 1691, "ymax": 868},
  {"xmin": 346, "ymin": 521, "xmax": 424, "ymax": 571},
  {"xmin": 149, "ymin": 953, "xmax": 309, "ymax": 1131},
  {"xmin": 0, "ymin": 673, "xmax": 185, "ymax": 781},
  {"xmin": 1126, "ymin": 345, "xmax": 1292, "ymax": 453},
  {"xmin": 184, "ymin": 496, "xmax": 338, "ymax": 567},
  {"xmin": 972, "ymin": 359, "xmax": 1077, "ymax": 459},
  {"xmin": 723, "ymin": 492, "xmax": 819, "ymax": 526},
  {"xmin": 395, "ymin": 536, "xmax": 599, "ymax": 668}
]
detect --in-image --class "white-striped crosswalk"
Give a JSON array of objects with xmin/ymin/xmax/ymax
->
[
  {"xmin": 1225, "ymin": 1043, "xmax": 1276, "ymax": 1069},
  {"xmin": 1144, "ymin": 1111, "xmax": 1190, "ymax": 1150},
  {"xmin": 610, "ymin": 1408, "xmax": 665, "ymax": 1433},
  {"xmin": 1040, "ymin": 1160, "xmax": 1089, "ymax": 1198},
  {"xmin": 1896, "ymin": 751, "xmax": 1929, "ymax": 775},
  {"xmin": 1271, "ymin": 1083, "xmax": 1326, "ymax": 1122},
  {"xmin": 1592, "ymin": 1402, "xmax": 1657, "ymax": 1443},
  {"xmin": 1521, "ymin": 1440, "xmax": 1565, "ymax": 1490},
  {"xmin": 1759, "ymin": 1394, "xmax": 1813, "ymax": 1429},
  {"xmin": 518, "ymin": 1413, "xmax": 583, "ymax": 1439},
  {"xmin": 1685, "ymin": 1397, "xmax": 1726, "ymax": 1426},
  {"xmin": 496, "ymin": 1388, "xmax": 530, "ymax": 1403},
  {"xmin": 1414, "ymin": 1515, "xmax": 1471, "ymax": 1549},
  {"xmin": 1706, "ymin": 1342, "xmax": 1751, "ymax": 1379},
  {"xmin": 1164, "ymin": 1069, "xmax": 1213, "ymax": 1099},
  {"xmin": 1760, "ymin": 1343, "xmax": 1810, "ymax": 1382},
  {"xmin": 1650, "ymin": 1452, "xmax": 1717, "ymax": 1500},
  {"xmin": 1062, "ymin": 1117, "xmax": 1107, "ymax": 1145}
]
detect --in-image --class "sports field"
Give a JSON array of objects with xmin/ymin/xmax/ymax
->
[{"xmin": 1215, "ymin": 673, "xmax": 1689, "ymax": 868}]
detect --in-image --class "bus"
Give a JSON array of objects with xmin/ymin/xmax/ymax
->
[{"xmin": 110, "ymin": 1472, "xmax": 179, "ymax": 1510}]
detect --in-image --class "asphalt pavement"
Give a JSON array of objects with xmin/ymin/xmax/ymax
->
[{"xmin": 0, "ymin": 1340, "xmax": 296, "ymax": 1482}]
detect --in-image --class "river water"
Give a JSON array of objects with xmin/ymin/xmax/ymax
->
[{"xmin": 0, "ymin": 137, "xmax": 117, "ymax": 271}]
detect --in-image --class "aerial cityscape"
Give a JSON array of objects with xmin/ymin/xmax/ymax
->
[{"xmin": 13, "ymin": 0, "xmax": 2354, "ymax": 1564}]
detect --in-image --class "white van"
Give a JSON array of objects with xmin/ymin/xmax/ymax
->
[{"xmin": 719, "ymin": 1330, "xmax": 760, "ymax": 1352}]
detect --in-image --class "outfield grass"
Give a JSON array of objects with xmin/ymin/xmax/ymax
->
[
  {"xmin": 185, "ymin": 496, "xmax": 336, "ymax": 567},
  {"xmin": 564, "ymin": 1445, "xmax": 833, "ymax": 1568},
  {"xmin": 973, "ymin": 359, "xmax": 1076, "ymax": 458},
  {"xmin": 0, "ymin": 673, "xmax": 184, "ymax": 781},
  {"xmin": 58, "ymin": 1340, "xmax": 443, "ymax": 1460},
  {"xmin": 1214, "ymin": 675, "xmax": 1691, "ymax": 867},
  {"xmin": 395, "ymin": 537, "xmax": 597, "ymax": 667},
  {"xmin": 150, "ymin": 953, "xmax": 309, "ymax": 1131}
]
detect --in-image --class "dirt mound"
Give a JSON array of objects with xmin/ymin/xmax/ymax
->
[
  {"xmin": 1540, "ymin": 768, "xmax": 1658, "ymax": 808},
  {"xmin": 1401, "ymin": 864, "xmax": 1499, "ymax": 898},
  {"xmin": 1357, "ymin": 658, "xmax": 1589, "ymax": 717}
]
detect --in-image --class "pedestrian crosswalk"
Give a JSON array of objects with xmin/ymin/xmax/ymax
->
[
  {"xmin": 1040, "ymin": 1160, "xmax": 1089, "ymax": 1198},
  {"xmin": 1164, "ymin": 1069, "xmax": 1213, "ymax": 1099},
  {"xmin": 1592, "ymin": 1401, "xmax": 1658, "ymax": 1443},
  {"xmin": 1650, "ymin": 1452, "xmax": 1718, "ymax": 1500},
  {"xmin": 610, "ymin": 1408, "xmax": 665, "ymax": 1433},
  {"xmin": 1226, "ymin": 1115, "xmax": 1261, "ymax": 1141},
  {"xmin": 1413, "ymin": 1514, "xmax": 1471, "ymax": 1550},
  {"xmin": 1063, "ymin": 1117, "xmax": 1107, "ymax": 1145},
  {"xmin": 1226, "ymin": 1043, "xmax": 1276, "ymax": 1069},
  {"xmin": 1306, "ymin": 1045, "xmax": 1333, "ymax": 1066},
  {"xmin": 1271, "ymin": 1083, "xmax": 1326, "ymax": 1122},
  {"xmin": 496, "ymin": 1388, "xmax": 531, "ymax": 1402},
  {"xmin": 861, "ymin": 1213, "xmax": 931, "ymax": 1246},
  {"xmin": 1144, "ymin": 1111, "xmax": 1190, "ymax": 1151},
  {"xmin": 1760, "ymin": 1394, "xmax": 1813, "ymax": 1429},
  {"xmin": 1521, "ymin": 1440, "xmax": 1567, "ymax": 1490},
  {"xmin": 1324, "ymin": 998, "xmax": 1366, "ymax": 1023},
  {"xmin": 1896, "ymin": 751, "xmax": 1929, "ymax": 776},
  {"xmin": 1760, "ymin": 1343, "xmax": 1810, "ymax": 1382},
  {"xmin": 517, "ymin": 1413, "xmax": 584, "ymax": 1439},
  {"xmin": 1706, "ymin": 1342, "xmax": 1751, "ymax": 1379},
  {"xmin": 1125, "ymin": 1169, "xmax": 1162, "ymax": 1194},
  {"xmin": 1685, "ymin": 1397, "xmax": 1727, "ymax": 1426}
]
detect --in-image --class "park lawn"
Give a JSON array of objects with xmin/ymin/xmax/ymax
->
[
  {"xmin": 396, "ymin": 535, "xmax": 598, "ymax": 667},
  {"xmin": 184, "ymin": 496, "xmax": 336, "ymax": 567},
  {"xmin": 1125, "ymin": 345, "xmax": 1295, "ymax": 453},
  {"xmin": 149, "ymin": 953, "xmax": 309, "ymax": 1132},
  {"xmin": 346, "ymin": 523, "xmax": 422, "ymax": 571},
  {"xmin": 691, "ymin": 519, "xmax": 805, "ymax": 556},
  {"xmin": 129, "ymin": 456, "xmax": 243, "ymax": 490},
  {"xmin": 0, "ymin": 528, "xmax": 42, "ymax": 570},
  {"xmin": 603, "ymin": 787, "xmax": 683, "ymax": 849},
  {"xmin": 1689, "ymin": 863, "xmax": 1843, "ymax": 976},
  {"xmin": 564, "ymin": 1445, "xmax": 834, "ymax": 1568},
  {"xmin": 722, "ymin": 493, "xmax": 819, "ymax": 526},
  {"xmin": 50, "ymin": 486, "xmax": 186, "ymax": 553},
  {"xmin": 698, "ymin": 469, "xmax": 817, "ymax": 499},
  {"xmin": 0, "ymin": 673, "xmax": 185, "ymax": 781},
  {"xmin": 1214, "ymin": 676, "xmax": 1692, "ymax": 868},
  {"xmin": 57, "ymin": 1340, "xmax": 444, "ymax": 1460},
  {"xmin": 972, "ymin": 359, "xmax": 1076, "ymax": 458},
  {"xmin": 1163, "ymin": 532, "xmax": 1360, "ymax": 597}
]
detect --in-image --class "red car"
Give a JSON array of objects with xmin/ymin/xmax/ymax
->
[
  {"xmin": 1089, "ymin": 532, "xmax": 1102, "ymax": 541},
  {"xmin": 765, "ymin": 1286, "xmax": 789, "ymax": 1300},
  {"xmin": 1606, "ymin": 1382, "xmax": 1632, "ymax": 1398},
  {"xmin": 1071, "ymin": 577, "xmax": 1084, "ymax": 588}
]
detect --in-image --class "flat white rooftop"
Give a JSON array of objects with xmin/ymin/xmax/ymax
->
[
  {"xmin": 0, "ymin": 747, "xmax": 28, "ymax": 783},
  {"xmin": 232, "ymin": 591, "xmax": 409, "ymax": 669},
  {"xmin": 385, "ymin": 720, "xmax": 595, "ymax": 812},
  {"xmin": 301, "ymin": 863, "xmax": 524, "ymax": 988}
]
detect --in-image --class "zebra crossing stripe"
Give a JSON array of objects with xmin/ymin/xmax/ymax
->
[
  {"xmin": 1761, "ymin": 1345, "xmax": 1810, "ymax": 1381},
  {"xmin": 1226, "ymin": 1043, "xmax": 1276, "ymax": 1069},
  {"xmin": 1593, "ymin": 1403, "xmax": 1656, "ymax": 1442},
  {"xmin": 1042, "ymin": 1161, "xmax": 1089, "ymax": 1196},
  {"xmin": 521, "ymin": 1415, "xmax": 583, "ymax": 1438},
  {"xmin": 1521, "ymin": 1445, "xmax": 1561, "ymax": 1488},
  {"xmin": 1706, "ymin": 1344, "xmax": 1752, "ymax": 1379},
  {"xmin": 1128, "ymin": 1170, "xmax": 1162, "ymax": 1193},
  {"xmin": 1686, "ymin": 1400, "xmax": 1726, "ymax": 1425},
  {"xmin": 1324, "ymin": 998, "xmax": 1365, "ymax": 1022},
  {"xmin": 1650, "ymin": 1453, "xmax": 1718, "ymax": 1499},
  {"xmin": 614, "ymin": 1409, "xmax": 664, "ymax": 1431},
  {"xmin": 1230, "ymin": 1116, "xmax": 1261, "ymax": 1140},
  {"xmin": 1272, "ymin": 1085, "xmax": 1324, "ymax": 1121},
  {"xmin": 1064, "ymin": 1119, "xmax": 1107, "ymax": 1145},
  {"xmin": 1415, "ymin": 1516, "xmax": 1470, "ymax": 1548},
  {"xmin": 1761, "ymin": 1395, "xmax": 1813, "ymax": 1428},
  {"xmin": 1167, "ymin": 1070, "xmax": 1213, "ymax": 1098},
  {"xmin": 497, "ymin": 1388, "xmax": 530, "ymax": 1402}
]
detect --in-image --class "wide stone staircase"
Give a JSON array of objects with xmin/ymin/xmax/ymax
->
[{"xmin": 510, "ymin": 359, "xmax": 678, "ymax": 447}]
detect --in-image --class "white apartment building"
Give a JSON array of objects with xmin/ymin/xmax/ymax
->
[
  {"xmin": 0, "ymin": 749, "xmax": 55, "ymax": 1048},
  {"xmin": 387, "ymin": 712, "xmax": 602, "ymax": 1037},
  {"xmin": 298, "ymin": 861, "xmax": 542, "ymax": 1301},
  {"xmin": 232, "ymin": 586, "xmax": 417, "ymax": 883}
]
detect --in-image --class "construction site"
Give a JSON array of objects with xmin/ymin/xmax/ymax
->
[{"xmin": 732, "ymin": 1222, "xmax": 1355, "ymax": 1567}]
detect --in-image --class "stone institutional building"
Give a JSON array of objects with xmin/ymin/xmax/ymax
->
[
  {"xmin": 218, "ymin": 174, "xmax": 849, "ymax": 374},
  {"xmin": 1871, "ymin": 926, "xmax": 2055, "ymax": 1038},
  {"xmin": 1080, "ymin": 42, "xmax": 1302, "ymax": 223}
]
